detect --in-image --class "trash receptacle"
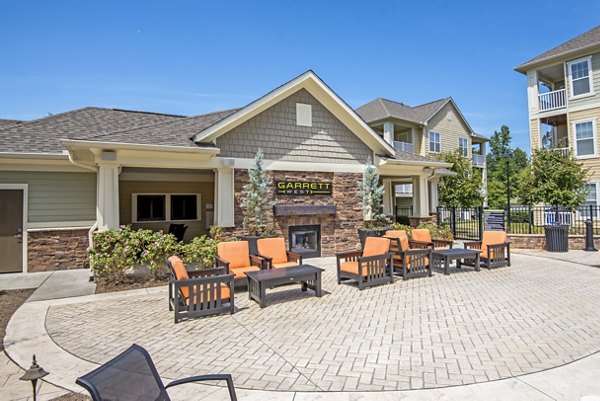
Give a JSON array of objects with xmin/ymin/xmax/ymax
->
[{"xmin": 544, "ymin": 224, "xmax": 569, "ymax": 252}]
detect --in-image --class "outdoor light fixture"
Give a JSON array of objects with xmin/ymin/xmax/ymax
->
[{"xmin": 19, "ymin": 355, "xmax": 49, "ymax": 401}]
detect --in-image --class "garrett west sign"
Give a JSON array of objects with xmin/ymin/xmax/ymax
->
[{"xmin": 276, "ymin": 181, "xmax": 332, "ymax": 196}]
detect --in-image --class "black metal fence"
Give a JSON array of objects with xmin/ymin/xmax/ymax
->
[
  {"xmin": 437, "ymin": 205, "xmax": 600, "ymax": 238},
  {"xmin": 394, "ymin": 206, "xmax": 413, "ymax": 223}
]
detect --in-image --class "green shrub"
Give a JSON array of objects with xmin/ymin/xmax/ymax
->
[
  {"xmin": 391, "ymin": 223, "xmax": 412, "ymax": 235},
  {"xmin": 395, "ymin": 215, "xmax": 411, "ymax": 226},
  {"xmin": 89, "ymin": 226, "xmax": 142, "ymax": 283},
  {"xmin": 180, "ymin": 235, "xmax": 218, "ymax": 268},
  {"xmin": 416, "ymin": 222, "xmax": 453, "ymax": 240},
  {"xmin": 510, "ymin": 210, "xmax": 531, "ymax": 224}
]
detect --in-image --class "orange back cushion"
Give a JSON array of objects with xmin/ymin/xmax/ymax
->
[
  {"xmin": 363, "ymin": 237, "xmax": 390, "ymax": 257},
  {"xmin": 217, "ymin": 241, "xmax": 250, "ymax": 268},
  {"xmin": 482, "ymin": 231, "xmax": 507, "ymax": 247},
  {"xmin": 411, "ymin": 229, "xmax": 431, "ymax": 242},
  {"xmin": 168, "ymin": 256, "xmax": 190, "ymax": 299},
  {"xmin": 385, "ymin": 230, "xmax": 410, "ymax": 251},
  {"xmin": 257, "ymin": 237, "xmax": 288, "ymax": 264}
]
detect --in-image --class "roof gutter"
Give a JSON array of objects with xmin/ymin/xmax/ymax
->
[
  {"xmin": 381, "ymin": 158, "xmax": 452, "ymax": 168},
  {"xmin": 60, "ymin": 139, "xmax": 220, "ymax": 154},
  {"xmin": 514, "ymin": 43, "xmax": 600, "ymax": 73}
]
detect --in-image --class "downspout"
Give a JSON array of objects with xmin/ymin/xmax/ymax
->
[{"xmin": 67, "ymin": 151, "xmax": 98, "ymax": 280}]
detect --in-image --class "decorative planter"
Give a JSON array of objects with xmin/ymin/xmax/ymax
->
[{"xmin": 357, "ymin": 229, "xmax": 385, "ymax": 249}]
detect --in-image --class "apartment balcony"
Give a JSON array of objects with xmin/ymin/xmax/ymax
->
[
  {"xmin": 551, "ymin": 147, "xmax": 570, "ymax": 156},
  {"xmin": 472, "ymin": 154, "xmax": 485, "ymax": 168},
  {"xmin": 538, "ymin": 89, "xmax": 566, "ymax": 112},
  {"xmin": 394, "ymin": 141, "xmax": 414, "ymax": 153}
]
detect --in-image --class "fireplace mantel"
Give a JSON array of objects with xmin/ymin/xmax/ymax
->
[{"xmin": 273, "ymin": 205, "xmax": 336, "ymax": 217}]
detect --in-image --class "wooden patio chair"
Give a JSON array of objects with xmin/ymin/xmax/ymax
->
[
  {"xmin": 411, "ymin": 228, "xmax": 453, "ymax": 249},
  {"xmin": 256, "ymin": 237, "xmax": 302, "ymax": 269},
  {"xmin": 384, "ymin": 230, "xmax": 432, "ymax": 280},
  {"xmin": 215, "ymin": 241, "xmax": 265, "ymax": 286},
  {"xmin": 167, "ymin": 256, "xmax": 234, "ymax": 323},
  {"xmin": 463, "ymin": 230, "xmax": 510, "ymax": 269},
  {"xmin": 76, "ymin": 343, "xmax": 237, "ymax": 401},
  {"xmin": 336, "ymin": 237, "xmax": 394, "ymax": 290}
]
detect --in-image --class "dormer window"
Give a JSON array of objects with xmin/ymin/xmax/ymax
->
[{"xmin": 568, "ymin": 56, "xmax": 593, "ymax": 98}]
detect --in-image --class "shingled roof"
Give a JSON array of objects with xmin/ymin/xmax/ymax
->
[
  {"xmin": 77, "ymin": 109, "xmax": 239, "ymax": 148},
  {"xmin": 515, "ymin": 25, "xmax": 600, "ymax": 72},
  {"xmin": 356, "ymin": 98, "xmax": 450, "ymax": 125},
  {"xmin": 0, "ymin": 107, "xmax": 185, "ymax": 154},
  {"xmin": 0, "ymin": 119, "xmax": 24, "ymax": 130}
]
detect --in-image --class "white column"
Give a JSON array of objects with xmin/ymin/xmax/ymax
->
[
  {"xmin": 411, "ymin": 127, "xmax": 416, "ymax": 152},
  {"xmin": 383, "ymin": 121, "xmax": 395, "ymax": 146},
  {"xmin": 527, "ymin": 69, "xmax": 539, "ymax": 115},
  {"xmin": 215, "ymin": 167, "xmax": 235, "ymax": 227},
  {"xmin": 97, "ymin": 163, "xmax": 120, "ymax": 230},
  {"xmin": 413, "ymin": 175, "xmax": 430, "ymax": 217},
  {"xmin": 430, "ymin": 178, "xmax": 439, "ymax": 212},
  {"xmin": 382, "ymin": 179, "xmax": 393, "ymax": 215}
]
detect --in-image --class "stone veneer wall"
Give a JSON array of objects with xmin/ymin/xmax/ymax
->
[
  {"xmin": 508, "ymin": 234, "xmax": 600, "ymax": 250},
  {"xmin": 233, "ymin": 170, "xmax": 364, "ymax": 256},
  {"xmin": 28, "ymin": 229, "xmax": 89, "ymax": 272}
]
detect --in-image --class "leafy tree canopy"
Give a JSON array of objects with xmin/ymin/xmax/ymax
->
[{"xmin": 438, "ymin": 150, "xmax": 484, "ymax": 207}]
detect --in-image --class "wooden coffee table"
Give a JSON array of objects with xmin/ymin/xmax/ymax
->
[
  {"xmin": 431, "ymin": 249, "xmax": 480, "ymax": 275},
  {"xmin": 245, "ymin": 265, "xmax": 324, "ymax": 308}
]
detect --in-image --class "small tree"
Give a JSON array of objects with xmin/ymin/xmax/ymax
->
[
  {"xmin": 240, "ymin": 149, "xmax": 274, "ymax": 236},
  {"xmin": 358, "ymin": 157, "xmax": 387, "ymax": 223},
  {"xmin": 517, "ymin": 148, "xmax": 588, "ymax": 207},
  {"xmin": 438, "ymin": 150, "xmax": 484, "ymax": 207}
]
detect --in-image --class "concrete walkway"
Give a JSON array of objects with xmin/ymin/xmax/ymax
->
[
  {"xmin": 1, "ymin": 269, "xmax": 95, "ymax": 400},
  {"xmin": 512, "ymin": 248, "xmax": 600, "ymax": 267},
  {"xmin": 3, "ymin": 256, "xmax": 600, "ymax": 400}
]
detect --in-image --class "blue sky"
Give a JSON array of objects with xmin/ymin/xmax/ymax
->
[{"xmin": 1, "ymin": 1, "xmax": 599, "ymax": 153}]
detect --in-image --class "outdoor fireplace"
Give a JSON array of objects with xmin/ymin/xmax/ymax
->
[{"xmin": 288, "ymin": 224, "xmax": 321, "ymax": 258}]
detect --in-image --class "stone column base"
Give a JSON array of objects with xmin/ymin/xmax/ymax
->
[{"xmin": 409, "ymin": 216, "xmax": 435, "ymax": 228}]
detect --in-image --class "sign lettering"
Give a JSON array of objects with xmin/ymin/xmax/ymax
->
[{"xmin": 276, "ymin": 181, "xmax": 333, "ymax": 196}]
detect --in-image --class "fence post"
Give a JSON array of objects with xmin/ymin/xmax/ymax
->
[
  {"xmin": 478, "ymin": 206, "xmax": 483, "ymax": 241},
  {"xmin": 451, "ymin": 207, "xmax": 456, "ymax": 239},
  {"xmin": 436, "ymin": 207, "xmax": 441, "ymax": 225},
  {"xmin": 528, "ymin": 205, "xmax": 532, "ymax": 234}
]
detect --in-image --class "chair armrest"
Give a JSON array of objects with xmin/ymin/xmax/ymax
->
[
  {"xmin": 336, "ymin": 250, "xmax": 362, "ymax": 260},
  {"xmin": 463, "ymin": 241, "xmax": 482, "ymax": 250},
  {"xmin": 174, "ymin": 274, "xmax": 234, "ymax": 287},
  {"xmin": 188, "ymin": 267, "xmax": 227, "ymax": 278},
  {"xmin": 215, "ymin": 256, "xmax": 230, "ymax": 269},
  {"xmin": 404, "ymin": 249, "xmax": 431, "ymax": 257},
  {"xmin": 166, "ymin": 373, "xmax": 237, "ymax": 401},
  {"xmin": 409, "ymin": 240, "xmax": 433, "ymax": 249},
  {"xmin": 254, "ymin": 253, "xmax": 273, "ymax": 269},
  {"xmin": 286, "ymin": 251, "xmax": 302, "ymax": 264},
  {"xmin": 249, "ymin": 254, "xmax": 266, "ymax": 269}
]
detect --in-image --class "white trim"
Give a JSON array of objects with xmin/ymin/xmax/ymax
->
[
  {"xmin": 0, "ymin": 184, "xmax": 28, "ymax": 273},
  {"xmin": 191, "ymin": 70, "xmax": 395, "ymax": 156},
  {"xmin": 61, "ymin": 139, "xmax": 221, "ymax": 155},
  {"xmin": 27, "ymin": 221, "xmax": 96, "ymax": 229},
  {"xmin": 567, "ymin": 56, "xmax": 594, "ymax": 99},
  {"xmin": 132, "ymin": 193, "xmax": 202, "ymax": 223},
  {"xmin": 0, "ymin": 152, "xmax": 68, "ymax": 160},
  {"xmin": 422, "ymin": 98, "xmax": 475, "ymax": 135},
  {"xmin": 27, "ymin": 225, "xmax": 94, "ymax": 232},
  {"xmin": 566, "ymin": 103, "xmax": 600, "ymax": 114},
  {"xmin": 120, "ymin": 171, "xmax": 214, "ymax": 182},
  {"xmin": 458, "ymin": 136, "xmax": 469, "ymax": 157},
  {"xmin": 572, "ymin": 117, "xmax": 598, "ymax": 159}
]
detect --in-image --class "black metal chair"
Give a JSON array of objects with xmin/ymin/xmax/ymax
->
[
  {"xmin": 76, "ymin": 344, "xmax": 237, "ymax": 401},
  {"xmin": 168, "ymin": 223, "xmax": 188, "ymax": 242}
]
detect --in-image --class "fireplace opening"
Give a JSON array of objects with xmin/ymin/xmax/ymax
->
[{"xmin": 288, "ymin": 224, "xmax": 321, "ymax": 258}]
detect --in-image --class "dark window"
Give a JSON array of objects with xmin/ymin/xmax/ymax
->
[
  {"xmin": 137, "ymin": 195, "xmax": 166, "ymax": 221},
  {"xmin": 171, "ymin": 195, "xmax": 198, "ymax": 220}
]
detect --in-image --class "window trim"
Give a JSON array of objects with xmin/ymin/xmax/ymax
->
[
  {"xmin": 132, "ymin": 193, "xmax": 202, "ymax": 223},
  {"xmin": 577, "ymin": 181, "xmax": 599, "ymax": 220},
  {"xmin": 458, "ymin": 136, "xmax": 469, "ymax": 157},
  {"xmin": 429, "ymin": 131, "xmax": 441, "ymax": 153},
  {"xmin": 572, "ymin": 118, "xmax": 598, "ymax": 159},
  {"xmin": 567, "ymin": 56, "xmax": 594, "ymax": 99}
]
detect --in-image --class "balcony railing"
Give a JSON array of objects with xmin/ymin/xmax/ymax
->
[
  {"xmin": 551, "ymin": 147, "xmax": 570, "ymax": 156},
  {"xmin": 394, "ymin": 141, "xmax": 414, "ymax": 153},
  {"xmin": 538, "ymin": 89, "xmax": 566, "ymax": 112},
  {"xmin": 472, "ymin": 154, "xmax": 485, "ymax": 167}
]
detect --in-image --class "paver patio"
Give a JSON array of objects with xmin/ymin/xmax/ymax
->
[{"xmin": 33, "ymin": 254, "xmax": 600, "ymax": 394}]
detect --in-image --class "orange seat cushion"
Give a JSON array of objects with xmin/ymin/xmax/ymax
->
[
  {"xmin": 218, "ymin": 241, "xmax": 251, "ymax": 268},
  {"xmin": 273, "ymin": 261, "xmax": 299, "ymax": 269},
  {"xmin": 411, "ymin": 229, "xmax": 431, "ymax": 243},
  {"xmin": 340, "ymin": 261, "xmax": 362, "ymax": 276},
  {"xmin": 362, "ymin": 237, "xmax": 390, "ymax": 257},
  {"xmin": 257, "ymin": 237, "xmax": 288, "ymax": 264},
  {"xmin": 168, "ymin": 256, "xmax": 190, "ymax": 298},
  {"xmin": 230, "ymin": 265, "xmax": 261, "ymax": 280},
  {"xmin": 386, "ymin": 230, "xmax": 410, "ymax": 251},
  {"xmin": 186, "ymin": 285, "xmax": 231, "ymax": 305},
  {"xmin": 481, "ymin": 231, "xmax": 507, "ymax": 259}
]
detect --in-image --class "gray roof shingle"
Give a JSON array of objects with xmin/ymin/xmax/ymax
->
[
  {"xmin": 80, "ymin": 109, "xmax": 239, "ymax": 148},
  {"xmin": 515, "ymin": 25, "xmax": 600, "ymax": 72},
  {"xmin": 0, "ymin": 107, "xmax": 185, "ymax": 154},
  {"xmin": 391, "ymin": 149, "xmax": 444, "ymax": 163},
  {"xmin": 356, "ymin": 98, "xmax": 449, "ymax": 124},
  {"xmin": 0, "ymin": 119, "xmax": 24, "ymax": 130}
]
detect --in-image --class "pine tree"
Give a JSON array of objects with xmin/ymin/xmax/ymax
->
[
  {"xmin": 358, "ymin": 157, "xmax": 386, "ymax": 223},
  {"xmin": 240, "ymin": 149, "xmax": 274, "ymax": 236}
]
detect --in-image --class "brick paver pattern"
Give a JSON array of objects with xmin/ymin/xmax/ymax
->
[{"xmin": 46, "ymin": 255, "xmax": 600, "ymax": 392}]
